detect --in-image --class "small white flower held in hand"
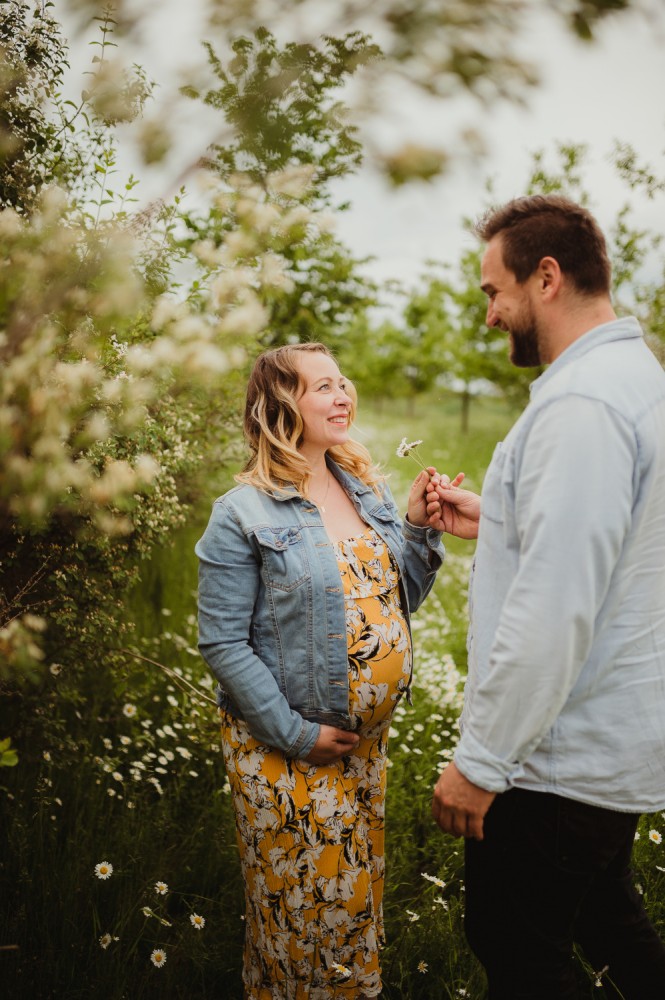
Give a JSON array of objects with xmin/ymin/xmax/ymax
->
[
  {"xmin": 94, "ymin": 861, "xmax": 113, "ymax": 880},
  {"xmin": 396, "ymin": 437, "xmax": 424, "ymax": 459},
  {"xmin": 396, "ymin": 437, "xmax": 431, "ymax": 475}
]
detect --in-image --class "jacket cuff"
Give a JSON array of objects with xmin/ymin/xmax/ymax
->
[
  {"xmin": 286, "ymin": 719, "xmax": 319, "ymax": 760},
  {"xmin": 403, "ymin": 517, "xmax": 445, "ymax": 564},
  {"xmin": 454, "ymin": 728, "xmax": 522, "ymax": 794}
]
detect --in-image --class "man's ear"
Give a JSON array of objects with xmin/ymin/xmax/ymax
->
[{"xmin": 537, "ymin": 256, "xmax": 562, "ymax": 301}]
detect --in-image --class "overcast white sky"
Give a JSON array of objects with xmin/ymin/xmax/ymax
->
[
  {"xmin": 330, "ymin": 4, "xmax": 665, "ymax": 289},
  {"xmin": 62, "ymin": 1, "xmax": 665, "ymax": 291}
]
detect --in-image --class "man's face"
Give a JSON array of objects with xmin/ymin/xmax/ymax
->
[{"xmin": 480, "ymin": 236, "xmax": 543, "ymax": 368}]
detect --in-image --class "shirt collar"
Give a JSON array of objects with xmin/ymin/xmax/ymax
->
[{"xmin": 530, "ymin": 316, "xmax": 643, "ymax": 398}]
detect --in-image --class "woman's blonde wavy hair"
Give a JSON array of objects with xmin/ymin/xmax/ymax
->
[{"xmin": 235, "ymin": 342, "xmax": 384, "ymax": 497}]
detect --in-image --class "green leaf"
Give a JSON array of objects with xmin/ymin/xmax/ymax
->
[{"xmin": 0, "ymin": 738, "xmax": 18, "ymax": 767}]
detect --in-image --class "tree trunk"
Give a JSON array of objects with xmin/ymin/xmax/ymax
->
[{"xmin": 460, "ymin": 387, "xmax": 471, "ymax": 434}]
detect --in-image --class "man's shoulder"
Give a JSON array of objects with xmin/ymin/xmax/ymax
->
[{"xmin": 541, "ymin": 336, "xmax": 665, "ymax": 418}]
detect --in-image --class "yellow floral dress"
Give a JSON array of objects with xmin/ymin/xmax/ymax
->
[{"xmin": 221, "ymin": 527, "xmax": 412, "ymax": 999}]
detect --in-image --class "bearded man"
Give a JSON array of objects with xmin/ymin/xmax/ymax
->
[{"xmin": 428, "ymin": 195, "xmax": 665, "ymax": 999}]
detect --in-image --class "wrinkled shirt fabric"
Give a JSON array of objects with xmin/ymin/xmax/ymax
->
[
  {"xmin": 456, "ymin": 317, "xmax": 665, "ymax": 812},
  {"xmin": 196, "ymin": 459, "xmax": 444, "ymax": 760}
]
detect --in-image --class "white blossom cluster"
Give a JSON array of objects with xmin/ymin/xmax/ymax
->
[
  {"xmin": 1, "ymin": 164, "xmax": 326, "ymax": 534},
  {"xmin": 1, "ymin": 162, "xmax": 327, "ymax": 670}
]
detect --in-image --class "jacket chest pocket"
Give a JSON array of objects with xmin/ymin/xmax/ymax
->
[
  {"xmin": 253, "ymin": 526, "xmax": 310, "ymax": 592},
  {"xmin": 371, "ymin": 503, "xmax": 402, "ymax": 549}
]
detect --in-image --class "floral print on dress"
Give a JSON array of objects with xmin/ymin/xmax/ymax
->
[{"xmin": 221, "ymin": 527, "xmax": 411, "ymax": 999}]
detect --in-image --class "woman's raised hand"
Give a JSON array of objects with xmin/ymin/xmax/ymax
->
[{"xmin": 305, "ymin": 725, "xmax": 360, "ymax": 764}]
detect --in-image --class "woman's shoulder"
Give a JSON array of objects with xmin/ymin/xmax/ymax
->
[
  {"xmin": 210, "ymin": 482, "xmax": 266, "ymax": 516},
  {"xmin": 212, "ymin": 482, "xmax": 252, "ymax": 505},
  {"xmin": 209, "ymin": 481, "xmax": 298, "ymax": 523}
]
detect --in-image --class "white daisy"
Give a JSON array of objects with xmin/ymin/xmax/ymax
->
[
  {"xmin": 94, "ymin": 861, "xmax": 113, "ymax": 880},
  {"xmin": 649, "ymin": 829, "xmax": 662, "ymax": 845},
  {"xmin": 155, "ymin": 881, "xmax": 168, "ymax": 895},
  {"xmin": 122, "ymin": 703, "xmax": 137, "ymax": 718},
  {"xmin": 396, "ymin": 436, "xmax": 423, "ymax": 458},
  {"xmin": 190, "ymin": 913, "xmax": 205, "ymax": 930},
  {"xmin": 150, "ymin": 948, "xmax": 167, "ymax": 968},
  {"xmin": 421, "ymin": 872, "xmax": 446, "ymax": 889}
]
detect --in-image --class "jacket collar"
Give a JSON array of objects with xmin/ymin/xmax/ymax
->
[
  {"xmin": 327, "ymin": 455, "xmax": 374, "ymax": 498},
  {"xmin": 265, "ymin": 456, "xmax": 372, "ymax": 503}
]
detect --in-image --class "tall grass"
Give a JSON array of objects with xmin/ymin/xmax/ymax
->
[{"xmin": 2, "ymin": 390, "xmax": 663, "ymax": 998}]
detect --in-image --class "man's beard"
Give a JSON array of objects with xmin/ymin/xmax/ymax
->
[{"xmin": 508, "ymin": 299, "xmax": 543, "ymax": 367}]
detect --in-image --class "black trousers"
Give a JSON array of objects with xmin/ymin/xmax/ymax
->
[{"xmin": 464, "ymin": 787, "xmax": 665, "ymax": 999}]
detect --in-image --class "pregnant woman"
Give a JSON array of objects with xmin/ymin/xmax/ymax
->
[{"xmin": 196, "ymin": 342, "xmax": 451, "ymax": 998}]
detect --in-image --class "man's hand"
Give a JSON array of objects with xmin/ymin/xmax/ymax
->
[
  {"xmin": 426, "ymin": 478, "xmax": 481, "ymax": 539},
  {"xmin": 305, "ymin": 725, "xmax": 360, "ymax": 764},
  {"xmin": 432, "ymin": 761, "xmax": 496, "ymax": 840},
  {"xmin": 407, "ymin": 468, "xmax": 465, "ymax": 527}
]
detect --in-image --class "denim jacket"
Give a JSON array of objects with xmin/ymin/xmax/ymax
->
[
  {"xmin": 455, "ymin": 318, "xmax": 665, "ymax": 812},
  {"xmin": 196, "ymin": 459, "xmax": 444, "ymax": 759}
]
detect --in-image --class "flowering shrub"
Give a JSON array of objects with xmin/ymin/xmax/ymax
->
[{"xmin": 0, "ymin": 12, "xmax": 342, "ymax": 692}]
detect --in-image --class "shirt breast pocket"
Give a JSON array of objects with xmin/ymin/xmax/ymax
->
[
  {"xmin": 480, "ymin": 443, "xmax": 508, "ymax": 525},
  {"xmin": 253, "ymin": 526, "xmax": 310, "ymax": 592}
]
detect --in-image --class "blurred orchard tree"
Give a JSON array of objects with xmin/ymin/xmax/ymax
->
[
  {"xmin": 337, "ymin": 142, "xmax": 665, "ymax": 429},
  {"xmin": 0, "ymin": 4, "xmax": 358, "ymax": 722}
]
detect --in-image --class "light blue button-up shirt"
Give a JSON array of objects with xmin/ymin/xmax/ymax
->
[{"xmin": 455, "ymin": 317, "xmax": 665, "ymax": 812}]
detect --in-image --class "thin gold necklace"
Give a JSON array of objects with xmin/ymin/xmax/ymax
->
[{"xmin": 310, "ymin": 472, "xmax": 331, "ymax": 513}]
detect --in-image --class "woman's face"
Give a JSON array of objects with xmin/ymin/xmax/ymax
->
[{"xmin": 294, "ymin": 352, "xmax": 353, "ymax": 456}]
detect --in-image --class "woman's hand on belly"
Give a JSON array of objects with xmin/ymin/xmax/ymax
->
[{"xmin": 305, "ymin": 725, "xmax": 360, "ymax": 764}]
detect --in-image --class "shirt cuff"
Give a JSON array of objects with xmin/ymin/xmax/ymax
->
[{"xmin": 454, "ymin": 727, "xmax": 522, "ymax": 794}]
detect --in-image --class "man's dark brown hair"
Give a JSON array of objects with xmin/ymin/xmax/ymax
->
[{"xmin": 474, "ymin": 195, "xmax": 612, "ymax": 296}]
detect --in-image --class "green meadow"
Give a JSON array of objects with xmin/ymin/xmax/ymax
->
[{"xmin": 3, "ymin": 392, "xmax": 663, "ymax": 999}]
